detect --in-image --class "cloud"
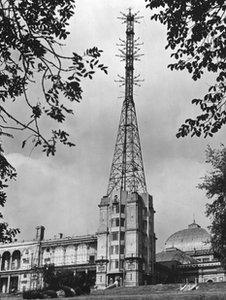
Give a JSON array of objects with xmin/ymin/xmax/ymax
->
[
  {"xmin": 4, "ymin": 153, "xmax": 100, "ymax": 240},
  {"xmin": 149, "ymin": 157, "xmax": 210, "ymax": 251}
]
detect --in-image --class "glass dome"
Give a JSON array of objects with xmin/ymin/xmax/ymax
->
[{"xmin": 164, "ymin": 221, "xmax": 211, "ymax": 252}]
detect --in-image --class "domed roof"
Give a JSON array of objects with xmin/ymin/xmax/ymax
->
[{"xmin": 164, "ymin": 221, "xmax": 211, "ymax": 253}]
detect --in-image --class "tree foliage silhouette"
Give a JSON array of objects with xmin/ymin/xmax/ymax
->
[
  {"xmin": 145, "ymin": 0, "xmax": 226, "ymax": 138},
  {"xmin": 43, "ymin": 264, "xmax": 94, "ymax": 295},
  {"xmin": 0, "ymin": 145, "xmax": 19, "ymax": 242},
  {"xmin": 198, "ymin": 145, "xmax": 226, "ymax": 262},
  {"xmin": 0, "ymin": 0, "xmax": 107, "ymax": 242}
]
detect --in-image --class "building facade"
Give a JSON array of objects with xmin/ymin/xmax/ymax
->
[
  {"xmin": 0, "ymin": 226, "xmax": 97, "ymax": 294},
  {"xmin": 1, "ymin": 221, "xmax": 226, "ymax": 294},
  {"xmin": 156, "ymin": 221, "xmax": 226, "ymax": 284},
  {"xmin": 0, "ymin": 193, "xmax": 156, "ymax": 293},
  {"xmin": 0, "ymin": 239, "xmax": 40, "ymax": 293},
  {"xmin": 96, "ymin": 191, "xmax": 155, "ymax": 288}
]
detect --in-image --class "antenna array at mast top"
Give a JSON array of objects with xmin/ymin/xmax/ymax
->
[{"xmin": 117, "ymin": 8, "xmax": 143, "ymax": 23}]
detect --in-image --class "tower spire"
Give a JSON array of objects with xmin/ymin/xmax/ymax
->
[{"xmin": 107, "ymin": 10, "xmax": 146, "ymax": 196}]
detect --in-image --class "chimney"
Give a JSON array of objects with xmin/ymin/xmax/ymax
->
[{"xmin": 36, "ymin": 225, "xmax": 45, "ymax": 241}]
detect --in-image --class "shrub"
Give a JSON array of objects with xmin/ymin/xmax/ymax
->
[
  {"xmin": 23, "ymin": 289, "xmax": 57, "ymax": 299},
  {"xmin": 61, "ymin": 286, "xmax": 76, "ymax": 297},
  {"xmin": 42, "ymin": 290, "xmax": 57, "ymax": 298},
  {"xmin": 23, "ymin": 290, "xmax": 43, "ymax": 299}
]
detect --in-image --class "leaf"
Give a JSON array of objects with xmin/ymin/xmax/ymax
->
[{"xmin": 22, "ymin": 140, "xmax": 26, "ymax": 149}]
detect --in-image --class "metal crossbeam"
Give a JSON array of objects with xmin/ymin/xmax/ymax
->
[{"xmin": 107, "ymin": 10, "xmax": 147, "ymax": 196}]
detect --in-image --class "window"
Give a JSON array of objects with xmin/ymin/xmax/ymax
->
[
  {"xmin": 111, "ymin": 218, "xmax": 125, "ymax": 227},
  {"xmin": 110, "ymin": 245, "xmax": 119, "ymax": 254},
  {"xmin": 89, "ymin": 255, "xmax": 95, "ymax": 263},
  {"xmin": 110, "ymin": 259, "xmax": 120, "ymax": 269},
  {"xmin": 112, "ymin": 204, "xmax": 125, "ymax": 214},
  {"xmin": 112, "ymin": 204, "xmax": 119, "ymax": 214},
  {"xmin": 203, "ymin": 257, "xmax": 210, "ymax": 262},
  {"xmin": 120, "ymin": 245, "xmax": 125, "ymax": 254},
  {"xmin": 77, "ymin": 244, "xmax": 88, "ymax": 263},
  {"xmin": 111, "ymin": 219, "xmax": 116, "ymax": 227},
  {"xmin": 120, "ymin": 260, "xmax": 124, "ymax": 269},
  {"xmin": 100, "ymin": 275, "xmax": 102, "ymax": 282},
  {"xmin": 115, "ymin": 260, "xmax": 119, "ymax": 268},
  {"xmin": 111, "ymin": 232, "xmax": 118, "ymax": 241},
  {"xmin": 120, "ymin": 232, "xmax": 125, "ymax": 240},
  {"xmin": 113, "ymin": 195, "xmax": 119, "ymax": 203}
]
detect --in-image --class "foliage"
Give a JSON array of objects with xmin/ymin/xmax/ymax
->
[
  {"xmin": 23, "ymin": 290, "xmax": 45, "ymax": 299},
  {"xmin": 145, "ymin": 0, "xmax": 226, "ymax": 138},
  {"xmin": 0, "ymin": 145, "xmax": 19, "ymax": 243},
  {"xmin": 198, "ymin": 145, "xmax": 226, "ymax": 261},
  {"xmin": 42, "ymin": 264, "xmax": 94, "ymax": 294},
  {"xmin": 23, "ymin": 289, "xmax": 57, "ymax": 299},
  {"xmin": 0, "ymin": 0, "xmax": 107, "ymax": 155},
  {"xmin": 42, "ymin": 264, "xmax": 56, "ymax": 288},
  {"xmin": 0, "ymin": 0, "xmax": 107, "ymax": 242}
]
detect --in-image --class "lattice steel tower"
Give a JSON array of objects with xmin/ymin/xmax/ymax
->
[
  {"xmin": 96, "ymin": 10, "xmax": 155, "ymax": 288},
  {"xmin": 107, "ymin": 9, "xmax": 146, "ymax": 196}
]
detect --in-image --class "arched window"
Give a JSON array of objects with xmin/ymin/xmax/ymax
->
[
  {"xmin": 1, "ymin": 251, "xmax": 10, "ymax": 270},
  {"xmin": 12, "ymin": 250, "xmax": 21, "ymax": 270},
  {"xmin": 53, "ymin": 247, "xmax": 64, "ymax": 266},
  {"xmin": 77, "ymin": 244, "xmax": 87, "ymax": 264},
  {"xmin": 43, "ymin": 248, "xmax": 51, "ymax": 265},
  {"xmin": 65, "ymin": 246, "xmax": 76, "ymax": 265}
]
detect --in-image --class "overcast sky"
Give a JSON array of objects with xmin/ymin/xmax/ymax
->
[{"xmin": 3, "ymin": 0, "xmax": 226, "ymax": 251}]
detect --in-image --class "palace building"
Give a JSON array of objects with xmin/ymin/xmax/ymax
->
[
  {"xmin": 0, "ymin": 226, "xmax": 97, "ymax": 294},
  {"xmin": 1, "ymin": 221, "xmax": 226, "ymax": 294},
  {"xmin": 156, "ymin": 221, "xmax": 226, "ymax": 284}
]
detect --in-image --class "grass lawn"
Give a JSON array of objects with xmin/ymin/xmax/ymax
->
[{"xmin": 4, "ymin": 290, "xmax": 226, "ymax": 300}]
